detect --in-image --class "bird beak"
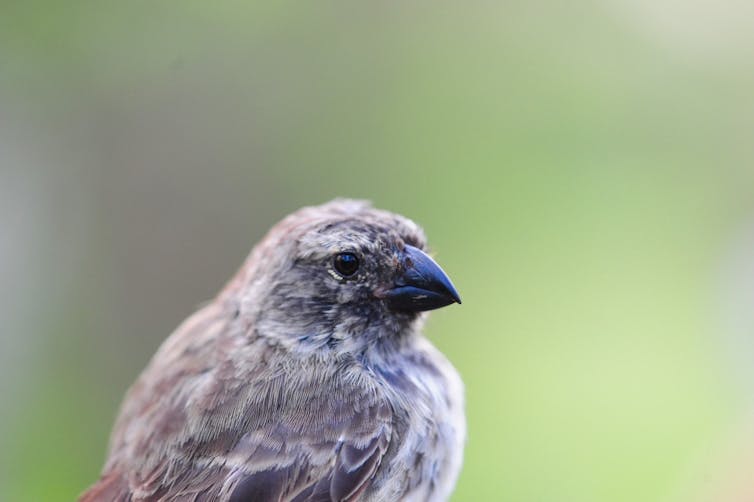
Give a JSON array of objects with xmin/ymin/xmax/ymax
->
[{"xmin": 383, "ymin": 245, "xmax": 461, "ymax": 312}]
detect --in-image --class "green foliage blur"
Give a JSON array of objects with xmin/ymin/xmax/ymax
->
[{"xmin": 2, "ymin": 2, "xmax": 754, "ymax": 501}]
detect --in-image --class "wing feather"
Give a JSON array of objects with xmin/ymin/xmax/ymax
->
[
  {"xmin": 226, "ymin": 401, "xmax": 392, "ymax": 502},
  {"xmin": 80, "ymin": 304, "xmax": 394, "ymax": 502}
]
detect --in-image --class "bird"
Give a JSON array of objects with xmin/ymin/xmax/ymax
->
[{"xmin": 81, "ymin": 198, "xmax": 465, "ymax": 502}]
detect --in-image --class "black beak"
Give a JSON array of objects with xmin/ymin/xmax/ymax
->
[{"xmin": 384, "ymin": 245, "xmax": 461, "ymax": 312}]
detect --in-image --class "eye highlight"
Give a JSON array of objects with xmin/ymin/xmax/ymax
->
[{"xmin": 333, "ymin": 252, "xmax": 359, "ymax": 277}]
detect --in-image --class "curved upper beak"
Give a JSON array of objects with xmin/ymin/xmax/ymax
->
[{"xmin": 383, "ymin": 245, "xmax": 461, "ymax": 312}]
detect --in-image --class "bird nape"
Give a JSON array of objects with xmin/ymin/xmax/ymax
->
[{"xmin": 81, "ymin": 198, "xmax": 465, "ymax": 502}]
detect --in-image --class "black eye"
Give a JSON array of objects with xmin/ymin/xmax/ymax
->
[{"xmin": 333, "ymin": 252, "xmax": 359, "ymax": 277}]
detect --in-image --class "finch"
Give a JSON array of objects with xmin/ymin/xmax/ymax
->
[{"xmin": 81, "ymin": 199, "xmax": 465, "ymax": 502}]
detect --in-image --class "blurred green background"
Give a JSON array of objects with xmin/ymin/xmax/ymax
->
[{"xmin": 3, "ymin": 2, "xmax": 754, "ymax": 501}]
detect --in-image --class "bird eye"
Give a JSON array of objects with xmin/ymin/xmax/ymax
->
[{"xmin": 333, "ymin": 252, "xmax": 359, "ymax": 277}]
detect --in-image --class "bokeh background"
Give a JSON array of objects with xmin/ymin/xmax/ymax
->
[{"xmin": 3, "ymin": 2, "xmax": 754, "ymax": 501}]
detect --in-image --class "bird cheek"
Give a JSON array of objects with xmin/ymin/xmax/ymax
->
[{"xmin": 336, "ymin": 287, "xmax": 359, "ymax": 304}]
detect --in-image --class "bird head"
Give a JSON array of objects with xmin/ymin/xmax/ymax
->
[{"xmin": 229, "ymin": 199, "xmax": 460, "ymax": 350}]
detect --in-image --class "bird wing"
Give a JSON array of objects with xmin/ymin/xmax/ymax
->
[
  {"xmin": 81, "ymin": 305, "xmax": 395, "ymax": 502},
  {"xmin": 82, "ymin": 384, "xmax": 393, "ymax": 502},
  {"xmin": 226, "ymin": 399, "xmax": 393, "ymax": 502},
  {"xmin": 84, "ymin": 401, "xmax": 393, "ymax": 502}
]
